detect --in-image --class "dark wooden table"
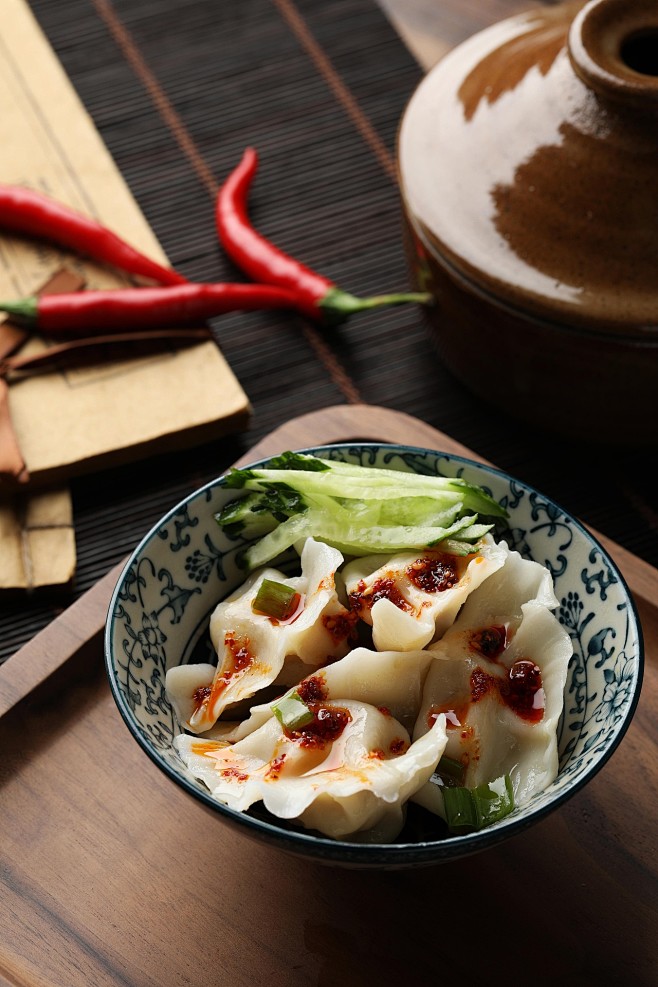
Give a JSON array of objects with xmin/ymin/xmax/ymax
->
[{"xmin": 1, "ymin": 2, "xmax": 657, "ymax": 984}]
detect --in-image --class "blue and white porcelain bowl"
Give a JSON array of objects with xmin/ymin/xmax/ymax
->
[{"xmin": 104, "ymin": 443, "xmax": 643, "ymax": 867}]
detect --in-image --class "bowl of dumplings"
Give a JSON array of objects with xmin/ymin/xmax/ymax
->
[{"xmin": 105, "ymin": 443, "xmax": 643, "ymax": 868}]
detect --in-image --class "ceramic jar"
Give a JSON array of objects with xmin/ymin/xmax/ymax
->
[{"xmin": 398, "ymin": 0, "xmax": 658, "ymax": 443}]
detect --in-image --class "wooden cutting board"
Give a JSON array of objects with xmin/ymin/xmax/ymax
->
[{"xmin": 1, "ymin": 404, "xmax": 656, "ymax": 987}]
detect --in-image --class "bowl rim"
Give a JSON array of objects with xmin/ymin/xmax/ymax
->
[{"xmin": 104, "ymin": 442, "xmax": 645, "ymax": 865}]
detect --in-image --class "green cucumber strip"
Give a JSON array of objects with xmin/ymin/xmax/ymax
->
[
  {"xmin": 428, "ymin": 523, "xmax": 492, "ymax": 547},
  {"xmin": 223, "ymin": 453, "xmax": 505, "ymax": 570},
  {"xmin": 240, "ymin": 511, "xmax": 483, "ymax": 571},
  {"xmin": 238, "ymin": 473, "xmax": 463, "ymax": 501},
  {"xmin": 265, "ymin": 451, "xmax": 330, "ymax": 472},
  {"xmin": 378, "ymin": 498, "xmax": 463, "ymax": 528},
  {"xmin": 236, "ymin": 471, "xmax": 505, "ymax": 519},
  {"xmin": 227, "ymin": 454, "xmax": 506, "ymax": 517},
  {"xmin": 214, "ymin": 493, "xmax": 279, "ymax": 534},
  {"xmin": 315, "ymin": 460, "xmax": 507, "ymax": 516},
  {"xmin": 240, "ymin": 513, "xmax": 315, "ymax": 569},
  {"xmin": 435, "ymin": 538, "xmax": 487, "ymax": 557}
]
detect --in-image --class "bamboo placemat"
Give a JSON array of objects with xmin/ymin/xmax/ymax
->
[{"xmin": 2, "ymin": 0, "xmax": 655, "ymax": 662}]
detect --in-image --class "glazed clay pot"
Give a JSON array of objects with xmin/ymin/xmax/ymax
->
[{"xmin": 398, "ymin": 0, "xmax": 658, "ymax": 443}]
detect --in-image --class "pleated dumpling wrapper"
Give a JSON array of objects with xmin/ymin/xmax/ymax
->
[
  {"xmin": 175, "ymin": 700, "xmax": 448, "ymax": 841},
  {"xmin": 166, "ymin": 537, "xmax": 355, "ymax": 734},
  {"xmin": 413, "ymin": 599, "xmax": 572, "ymax": 813},
  {"xmin": 341, "ymin": 534, "xmax": 508, "ymax": 652},
  {"xmin": 208, "ymin": 644, "xmax": 437, "ymax": 742}
]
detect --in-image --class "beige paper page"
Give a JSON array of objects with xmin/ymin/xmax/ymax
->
[{"xmin": 0, "ymin": 0, "xmax": 250, "ymax": 587}]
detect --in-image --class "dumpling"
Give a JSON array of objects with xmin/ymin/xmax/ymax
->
[
  {"xmin": 166, "ymin": 537, "xmax": 355, "ymax": 733},
  {"xmin": 175, "ymin": 700, "xmax": 448, "ymax": 841},
  {"xmin": 428, "ymin": 542, "xmax": 560, "ymax": 663},
  {"xmin": 208, "ymin": 644, "xmax": 436, "ymax": 742},
  {"xmin": 342, "ymin": 535, "xmax": 508, "ymax": 652},
  {"xmin": 430, "ymin": 551, "xmax": 558, "ymax": 659},
  {"xmin": 413, "ymin": 600, "xmax": 572, "ymax": 807}
]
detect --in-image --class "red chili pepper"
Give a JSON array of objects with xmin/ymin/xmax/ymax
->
[
  {"xmin": 0, "ymin": 283, "xmax": 299, "ymax": 335},
  {"xmin": 215, "ymin": 148, "xmax": 432, "ymax": 324},
  {"xmin": 0, "ymin": 185, "xmax": 187, "ymax": 287}
]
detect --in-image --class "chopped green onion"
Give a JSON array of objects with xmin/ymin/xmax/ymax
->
[
  {"xmin": 252, "ymin": 579, "xmax": 301, "ymax": 620},
  {"xmin": 436, "ymin": 755, "xmax": 466, "ymax": 787},
  {"xmin": 443, "ymin": 775, "xmax": 515, "ymax": 834},
  {"xmin": 473, "ymin": 775, "xmax": 515, "ymax": 827},
  {"xmin": 442, "ymin": 785, "xmax": 479, "ymax": 834},
  {"xmin": 271, "ymin": 692, "xmax": 314, "ymax": 730}
]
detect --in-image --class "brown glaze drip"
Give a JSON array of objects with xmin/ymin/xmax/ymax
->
[{"xmin": 399, "ymin": 0, "xmax": 658, "ymax": 330}]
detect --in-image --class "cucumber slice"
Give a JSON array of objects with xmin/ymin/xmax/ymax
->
[
  {"xmin": 222, "ymin": 452, "xmax": 506, "ymax": 570},
  {"xmin": 240, "ymin": 510, "xmax": 487, "ymax": 571}
]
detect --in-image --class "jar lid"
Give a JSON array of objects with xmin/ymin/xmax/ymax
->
[{"xmin": 398, "ymin": 0, "xmax": 658, "ymax": 335}]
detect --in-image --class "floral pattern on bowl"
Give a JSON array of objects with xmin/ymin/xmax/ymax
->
[{"xmin": 105, "ymin": 443, "xmax": 643, "ymax": 867}]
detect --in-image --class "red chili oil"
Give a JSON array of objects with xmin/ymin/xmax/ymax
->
[
  {"xmin": 192, "ymin": 684, "xmax": 212, "ymax": 714},
  {"xmin": 470, "ymin": 666, "xmax": 498, "ymax": 703},
  {"xmin": 297, "ymin": 674, "xmax": 328, "ymax": 705},
  {"xmin": 470, "ymin": 660, "xmax": 545, "ymax": 722},
  {"xmin": 190, "ymin": 740, "xmax": 227, "ymax": 756},
  {"xmin": 219, "ymin": 766, "xmax": 249, "ymax": 782},
  {"xmin": 322, "ymin": 609, "xmax": 359, "ymax": 644},
  {"xmin": 389, "ymin": 737, "xmax": 408, "ymax": 755},
  {"xmin": 225, "ymin": 633, "xmax": 252, "ymax": 672},
  {"xmin": 265, "ymin": 754, "xmax": 286, "ymax": 780},
  {"xmin": 288, "ymin": 674, "xmax": 351, "ymax": 748},
  {"xmin": 406, "ymin": 553, "xmax": 459, "ymax": 593},
  {"xmin": 348, "ymin": 577, "xmax": 413, "ymax": 614},
  {"xmin": 286, "ymin": 703, "xmax": 352, "ymax": 749},
  {"xmin": 200, "ymin": 633, "xmax": 255, "ymax": 711},
  {"xmin": 469, "ymin": 624, "xmax": 508, "ymax": 660},
  {"xmin": 506, "ymin": 660, "xmax": 545, "ymax": 723}
]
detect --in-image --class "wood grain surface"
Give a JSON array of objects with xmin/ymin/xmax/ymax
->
[{"xmin": 1, "ymin": 403, "xmax": 656, "ymax": 987}]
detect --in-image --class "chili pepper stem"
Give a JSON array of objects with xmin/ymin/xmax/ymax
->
[
  {"xmin": 0, "ymin": 297, "xmax": 38, "ymax": 326},
  {"xmin": 317, "ymin": 287, "xmax": 433, "ymax": 324}
]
